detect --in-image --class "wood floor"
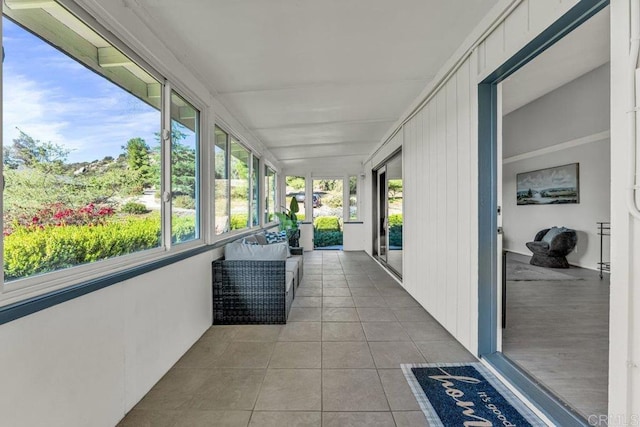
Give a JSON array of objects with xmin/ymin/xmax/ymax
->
[{"xmin": 502, "ymin": 252, "xmax": 610, "ymax": 422}]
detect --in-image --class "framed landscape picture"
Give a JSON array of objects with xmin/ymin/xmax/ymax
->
[{"xmin": 516, "ymin": 163, "xmax": 579, "ymax": 205}]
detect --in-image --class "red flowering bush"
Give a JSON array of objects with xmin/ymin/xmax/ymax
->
[{"xmin": 4, "ymin": 202, "xmax": 115, "ymax": 235}]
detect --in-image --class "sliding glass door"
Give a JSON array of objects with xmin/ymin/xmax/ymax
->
[{"xmin": 374, "ymin": 151, "xmax": 403, "ymax": 276}]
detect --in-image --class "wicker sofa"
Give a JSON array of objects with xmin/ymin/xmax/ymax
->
[{"xmin": 212, "ymin": 239, "xmax": 304, "ymax": 325}]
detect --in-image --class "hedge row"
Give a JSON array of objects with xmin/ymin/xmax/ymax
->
[
  {"xmin": 388, "ymin": 214, "xmax": 402, "ymax": 247},
  {"xmin": 4, "ymin": 215, "xmax": 196, "ymax": 280},
  {"xmin": 314, "ymin": 230, "xmax": 343, "ymax": 247},
  {"xmin": 314, "ymin": 216, "xmax": 341, "ymax": 231}
]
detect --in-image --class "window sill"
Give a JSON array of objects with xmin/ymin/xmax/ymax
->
[{"xmin": 0, "ymin": 244, "xmax": 215, "ymax": 326}]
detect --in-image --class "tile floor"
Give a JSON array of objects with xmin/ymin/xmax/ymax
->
[{"xmin": 118, "ymin": 250, "xmax": 477, "ymax": 427}]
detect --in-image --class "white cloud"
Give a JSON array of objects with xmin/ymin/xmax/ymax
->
[{"xmin": 3, "ymin": 71, "xmax": 160, "ymax": 162}]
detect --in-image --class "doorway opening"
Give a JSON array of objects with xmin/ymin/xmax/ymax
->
[
  {"xmin": 312, "ymin": 178, "xmax": 344, "ymax": 250},
  {"xmin": 477, "ymin": 1, "xmax": 610, "ymax": 425},
  {"xmin": 373, "ymin": 151, "xmax": 403, "ymax": 276}
]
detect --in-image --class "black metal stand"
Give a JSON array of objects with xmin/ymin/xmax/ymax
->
[
  {"xmin": 502, "ymin": 250, "xmax": 507, "ymax": 328},
  {"xmin": 596, "ymin": 222, "xmax": 610, "ymax": 280}
]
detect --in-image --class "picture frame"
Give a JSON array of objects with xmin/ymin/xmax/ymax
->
[{"xmin": 516, "ymin": 163, "xmax": 579, "ymax": 205}]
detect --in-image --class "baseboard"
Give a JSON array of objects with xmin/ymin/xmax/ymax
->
[{"xmin": 503, "ymin": 248, "xmax": 605, "ymax": 273}]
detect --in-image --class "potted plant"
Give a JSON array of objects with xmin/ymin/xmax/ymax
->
[{"xmin": 274, "ymin": 197, "xmax": 301, "ymax": 247}]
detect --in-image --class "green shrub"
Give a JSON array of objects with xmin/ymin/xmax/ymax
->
[
  {"xmin": 296, "ymin": 213, "xmax": 306, "ymax": 222},
  {"xmin": 172, "ymin": 215, "xmax": 197, "ymax": 243},
  {"xmin": 323, "ymin": 194, "xmax": 343, "ymax": 208},
  {"xmin": 121, "ymin": 201, "xmax": 148, "ymax": 214},
  {"xmin": 388, "ymin": 214, "xmax": 403, "ymax": 247},
  {"xmin": 314, "ymin": 216, "xmax": 341, "ymax": 231},
  {"xmin": 314, "ymin": 230, "xmax": 343, "ymax": 247},
  {"xmin": 230, "ymin": 214, "xmax": 249, "ymax": 230},
  {"xmin": 173, "ymin": 195, "xmax": 196, "ymax": 209},
  {"xmin": 4, "ymin": 217, "xmax": 161, "ymax": 280}
]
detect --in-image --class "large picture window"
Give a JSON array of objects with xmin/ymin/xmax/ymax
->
[
  {"xmin": 265, "ymin": 166, "xmax": 277, "ymax": 223},
  {"xmin": 1, "ymin": 1, "xmax": 202, "ymax": 293},
  {"xmin": 230, "ymin": 139, "xmax": 250, "ymax": 230},
  {"xmin": 214, "ymin": 126, "xmax": 259, "ymax": 234},
  {"xmin": 169, "ymin": 91, "xmax": 199, "ymax": 244},
  {"xmin": 214, "ymin": 127, "xmax": 229, "ymax": 235}
]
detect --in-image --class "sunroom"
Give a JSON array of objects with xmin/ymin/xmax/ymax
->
[{"xmin": 0, "ymin": 0, "xmax": 638, "ymax": 426}]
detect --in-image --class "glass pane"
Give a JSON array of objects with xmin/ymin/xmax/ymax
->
[
  {"xmin": 264, "ymin": 167, "xmax": 276, "ymax": 223},
  {"xmin": 387, "ymin": 155, "xmax": 403, "ymax": 273},
  {"xmin": 214, "ymin": 127, "xmax": 229, "ymax": 235},
  {"xmin": 230, "ymin": 139, "xmax": 250, "ymax": 230},
  {"xmin": 252, "ymin": 156, "xmax": 260, "ymax": 226},
  {"xmin": 312, "ymin": 179, "xmax": 343, "ymax": 249},
  {"xmin": 285, "ymin": 176, "xmax": 305, "ymax": 222},
  {"xmin": 349, "ymin": 176, "xmax": 358, "ymax": 221},
  {"xmin": 2, "ymin": 12, "xmax": 162, "ymax": 282},
  {"xmin": 169, "ymin": 91, "xmax": 199, "ymax": 244}
]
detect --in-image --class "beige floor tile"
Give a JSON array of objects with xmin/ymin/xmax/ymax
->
[
  {"xmin": 322, "ymin": 322, "xmax": 366, "ymax": 341},
  {"xmin": 322, "ymin": 412, "xmax": 395, "ymax": 427},
  {"xmin": 173, "ymin": 410, "xmax": 251, "ymax": 427},
  {"xmin": 392, "ymin": 411, "xmax": 429, "ymax": 427},
  {"xmin": 188, "ymin": 369, "xmax": 266, "ymax": 410},
  {"xmin": 322, "ymin": 341, "xmax": 375, "ymax": 368},
  {"xmin": 278, "ymin": 321, "xmax": 322, "ymax": 341},
  {"xmin": 300, "ymin": 280, "xmax": 322, "ymax": 288},
  {"xmin": 353, "ymin": 296, "xmax": 388, "ymax": 308},
  {"xmin": 369, "ymin": 342, "xmax": 426, "ymax": 368},
  {"xmin": 133, "ymin": 387, "xmax": 193, "ymax": 411},
  {"xmin": 322, "ymin": 369, "xmax": 389, "ymax": 411},
  {"xmin": 254, "ymin": 369, "xmax": 321, "ymax": 411},
  {"xmin": 378, "ymin": 369, "xmax": 421, "ymax": 410},
  {"xmin": 323, "ymin": 296, "xmax": 355, "ymax": 307},
  {"xmin": 232, "ymin": 325, "xmax": 283, "ymax": 342},
  {"xmin": 249, "ymin": 411, "xmax": 321, "ymax": 427},
  {"xmin": 377, "ymin": 288, "xmax": 410, "ymax": 297},
  {"xmin": 414, "ymin": 340, "xmax": 477, "ymax": 363},
  {"xmin": 292, "ymin": 297, "xmax": 323, "ymax": 307},
  {"xmin": 323, "ymin": 288, "xmax": 352, "ymax": 297},
  {"xmin": 356, "ymin": 307, "xmax": 397, "ymax": 322},
  {"xmin": 384, "ymin": 296, "xmax": 421, "ymax": 308},
  {"xmin": 362, "ymin": 322, "xmax": 411, "ymax": 341},
  {"xmin": 269, "ymin": 342, "xmax": 322, "ymax": 368},
  {"xmin": 117, "ymin": 409, "xmax": 180, "ymax": 427},
  {"xmin": 323, "ymin": 281, "xmax": 349, "ymax": 288},
  {"xmin": 288, "ymin": 307, "xmax": 322, "ymax": 322},
  {"xmin": 201, "ymin": 326, "xmax": 240, "ymax": 342},
  {"xmin": 349, "ymin": 287, "xmax": 382, "ymax": 297},
  {"xmin": 392, "ymin": 308, "xmax": 433, "ymax": 322},
  {"xmin": 213, "ymin": 342, "xmax": 275, "ymax": 368},
  {"xmin": 296, "ymin": 287, "xmax": 323, "ymax": 297},
  {"xmin": 322, "ymin": 307, "xmax": 359, "ymax": 322},
  {"xmin": 173, "ymin": 339, "xmax": 230, "ymax": 369},
  {"xmin": 401, "ymin": 321, "xmax": 450, "ymax": 341}
]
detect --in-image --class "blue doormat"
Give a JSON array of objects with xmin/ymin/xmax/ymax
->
[{"xmin": 402, "ymin": 363, "xmax": 546, "ymax": 427}]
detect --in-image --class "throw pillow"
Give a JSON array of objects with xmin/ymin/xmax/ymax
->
[
  {"xmin": 265, "ymin": 230, "xmax": 288, "ymax": 244},
  {"xmin": 242, "ymin": 235, "xmax": 260, "ymax": 245},
  {"xmin": 224, "ymin": 240, "xmax": 288, "ymax": 260}
]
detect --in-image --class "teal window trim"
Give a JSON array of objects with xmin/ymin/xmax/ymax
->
[{"xmin": 477, "ymin": 1, "xmax": 609, "ymax": 425}]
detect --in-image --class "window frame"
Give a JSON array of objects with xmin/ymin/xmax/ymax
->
[
  {"xmin": 264, "ymin": 165, "xmax": 278, "ymax": 225},
  {"xmin": 0, "ymin": 0, "xmax": 209, "ymax": 306},
  {"xmin": 212, "ymin": 124, "xmax": 262, "ymax": 239}
]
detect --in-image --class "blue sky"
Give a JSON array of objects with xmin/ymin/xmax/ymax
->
[{"xmin": 3, "ymin": 17, "xmax": 164, "ymax": 163}]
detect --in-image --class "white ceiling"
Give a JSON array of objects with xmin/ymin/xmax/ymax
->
[
  {"xmin": 133, "ymin": 0, "xmax": 500, "ymax": 173},
  {"xmin": 501, "ymin": 6, "xmax": 610, "ymax": 116}
]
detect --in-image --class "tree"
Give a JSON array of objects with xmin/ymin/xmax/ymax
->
[
  {"xmin": 388, "ymin": 179, "xmax": 403, "ymax": 198},
  {"xmin": 123, "ymin": 137, "xmax": 152, "ymax": 188},
  {"xmin": 3, "ymin": 129, "xmax": 69, "ymax": 172}
]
